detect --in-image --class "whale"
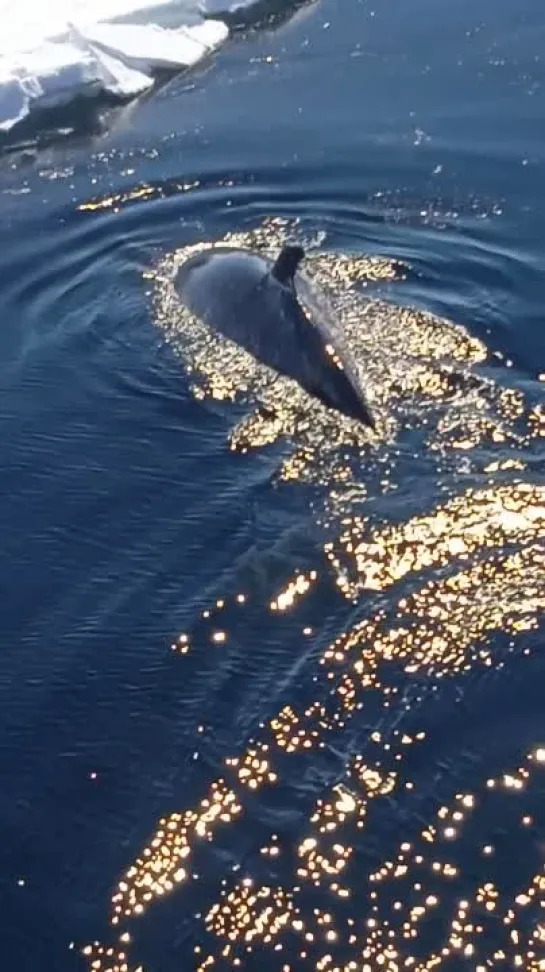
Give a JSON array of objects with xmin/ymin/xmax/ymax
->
[{"xmin": 174, "ymin": 243, "xmax": 376, "ymax": 429}]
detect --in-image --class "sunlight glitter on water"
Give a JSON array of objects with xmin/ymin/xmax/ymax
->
[{"xmin": 83, "ymin": 218, "xmax": 544, "ymax": 972}]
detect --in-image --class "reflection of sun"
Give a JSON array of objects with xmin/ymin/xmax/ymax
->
[{"xmin": 83, "ymin": 218, "xmax": 544, "ymax": 972}]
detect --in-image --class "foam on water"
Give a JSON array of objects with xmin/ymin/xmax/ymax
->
[{"xmin": 0, "ymin": 0, "xmax": 262, "ymax": 133}]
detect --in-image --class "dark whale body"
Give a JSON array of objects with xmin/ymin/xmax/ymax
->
[{"xmin": 175, "ymin": 243, "xmax": 375, "ymax": 429}]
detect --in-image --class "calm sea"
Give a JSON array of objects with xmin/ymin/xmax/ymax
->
[{"xmin": 0, "ymin": 1, "xmax": 544, "ymax": 970}]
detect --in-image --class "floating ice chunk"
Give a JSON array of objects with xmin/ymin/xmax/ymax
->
[
  {"xmin": 84, "ymin": 20, "xmax": 228, "ymax": 72},
  {"xmin": 0, "ymin": 33, "xmax": 155, "ymax": 131},
  {"xmin": 0, "ymin": 0, "xmax": 230, "ymax": 134}
]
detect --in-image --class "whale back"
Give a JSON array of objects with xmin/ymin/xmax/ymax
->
[
  {"xmin": 294, "ymin": 270, "xmax": 368, "ymax": 401},
  {"xmin": 176, "ymin": 247, "xmax": 313, "ymax": 376},
  {"xmin": 175, "ymin": 245, "xmax": 375, "ymax": 428}
]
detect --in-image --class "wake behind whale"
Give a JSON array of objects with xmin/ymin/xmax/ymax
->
[{"xmin": 174, "ymin": 244, "xmax": 376, "ymax": 429}]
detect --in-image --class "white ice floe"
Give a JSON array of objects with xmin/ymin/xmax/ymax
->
[{"xmin": 0, "ymin": 0, "xmax": 262, "ymax": 133}]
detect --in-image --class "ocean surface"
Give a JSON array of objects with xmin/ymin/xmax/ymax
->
[{"xmin": 1, "ymin": 1, "xmax": 544, "ymax": 971}]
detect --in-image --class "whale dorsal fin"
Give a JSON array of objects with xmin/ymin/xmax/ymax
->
[{"xmin": 271, "ymin": 244, "xmax": 305, "ymax": 285}]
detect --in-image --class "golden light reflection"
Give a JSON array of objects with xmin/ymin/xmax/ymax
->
[
  {"xmin": 529, "ymin": 404, "xmax": 545, "ymax": 438},
  {"xmin": 356, "ymin": 750, "xmax": 545, "ymax": 969},
  {"xmin": 271, "ymin": 571, "xmax": 317, "ymax": 612},
  {"xmin": 206, "ymin": 882, "xmax": 296, "ymax": 945},
  {"xmin": 78, "ymin": 179, "xmax": 201, "ymax": 212},
  {"xmin": 84, "ymin": 218, "xmax": 544, "ymax": 972},
  {"xmin": 326, "ymin": 482, "xmax": 544, "ymax": 598},
  {"xmin": 225, "ymin": 747, "xmax": 279, "ymax": 790},
  {"xmin": 82, "ymin": 943, "xmax": 139, "ymax": 972},
  {"xmin": 110, "ymin": 781, "xmax": 241, "ymax": 924},
  {"xmin": 78, "ymin": 184, "xmax": 156, "ymax": 212}
]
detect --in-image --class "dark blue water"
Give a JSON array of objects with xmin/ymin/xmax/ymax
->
[{"xmin": 1, "ymin": 2, "xmax": 544, "ymax": 970}]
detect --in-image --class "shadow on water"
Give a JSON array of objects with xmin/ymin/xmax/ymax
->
[
  {"xmin": 0, "ymin": 64, "xmax": 213, "ymax": 161},
  {"xmin": 0, "ymin": 93, "xmax": 125, "ymax": 160},
  {"xmin": 204, "ymin": 0, "xmax": 316, "ymax": 31}
]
